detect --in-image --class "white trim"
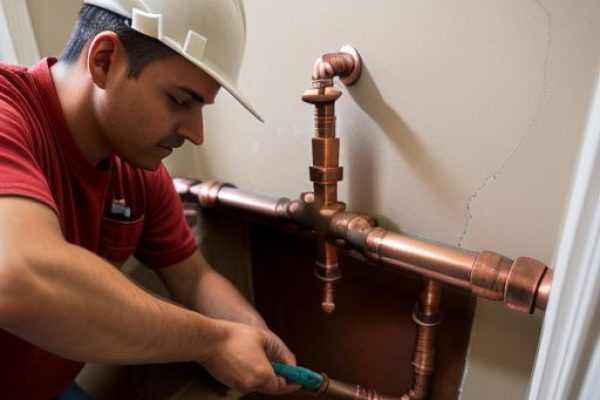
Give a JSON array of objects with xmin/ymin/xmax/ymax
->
[
  {"xmin": 0, "ymin": 2, "xmax": 18, "ymax": 63},
  {"xmin": 0, "ymin": 0, "xmax": 39, "ymax": 65},
  {"xmin": 528, "ymin": 71, "xmax": 600, "ymax": 399}
]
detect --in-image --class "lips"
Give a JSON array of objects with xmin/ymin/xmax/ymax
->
[{"xmin": 158, "ymin": 137, "xmax": 185, "ymax": 151}]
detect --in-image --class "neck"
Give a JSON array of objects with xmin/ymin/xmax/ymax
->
[{"xmin": 50, "ymin": 59, "xmax": 110, "ymax": 166}]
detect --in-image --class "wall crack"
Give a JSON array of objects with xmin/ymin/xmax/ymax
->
[{"xmin": 457, "ymin": 0, "xmax": 552, "ymax": 248}]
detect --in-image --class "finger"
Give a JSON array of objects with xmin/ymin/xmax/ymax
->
[
  {"xmin": 278, "ymin": 381, "xmax": 302, "ymax": 395},
  {"xmin": 259, "ymin": 370, "xmax": 283, "ymax": 394},
  {"xmin": 265, "ymin": 334, "xmax": 296, "ymax": 365}
]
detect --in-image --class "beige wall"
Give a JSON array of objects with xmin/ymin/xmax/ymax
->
[
  {"xmin": 188, "ymin": 1, "xmax": 600, "ymax": 399},
  {"xmin": 26, "ymin": 0, "xmax": 80, "ymax": 57},
  {"xmin": 26, "ymin": 1, "xmax": 600, "ymax": 399}
]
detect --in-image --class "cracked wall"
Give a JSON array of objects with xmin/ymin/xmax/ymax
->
[
  {"xmin": 27, "ymin": 0, "xmax": 600, "ymax": 399},
  {"xmin": 189, "ymin": 2, "xmax": 600, "ymax": 399},
  {"xmin": 458, "ymin": 0, "xmax": 553, "ymax": 249}
]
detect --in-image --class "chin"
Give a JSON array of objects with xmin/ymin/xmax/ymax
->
[
  {"xmin": 139, "ymin": 161, "xmax": 162, "ymax": 171},
  {"xmin": 122, "ymin": 156, "xmax": 162, "ymax": 171}
]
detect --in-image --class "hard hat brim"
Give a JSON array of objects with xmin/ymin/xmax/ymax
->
[{"xmin": 180, "ymin": 53, "xmax": 264, "ymax": 123}]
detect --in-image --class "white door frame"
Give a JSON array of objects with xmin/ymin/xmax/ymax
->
[
  {"xmin": 0, "ymin": 0, "xmax": 39, "ymax": 65},
  {"xmin": 528, "ymin": 71, "xmax": 600, "ymax": 399}
]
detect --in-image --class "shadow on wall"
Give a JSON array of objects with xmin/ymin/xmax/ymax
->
[
  {"xmin": 460, "ymin": 300, "xmax": 543, "ymax": 399},
  {"xmin": 344, "ymin": 64, "xmax": 463, "ymax": 224}
]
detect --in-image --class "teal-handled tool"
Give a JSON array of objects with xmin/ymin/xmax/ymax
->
[{"xmin": 271, "ymin": 361, "xmax": 324, "ymax": 391}]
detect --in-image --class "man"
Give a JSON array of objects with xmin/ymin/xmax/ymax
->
[{"xmin": 0, "ymin": 0, "xmax": 298, "ymax": 398}]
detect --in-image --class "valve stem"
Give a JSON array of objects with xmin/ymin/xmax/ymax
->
[{"xmin": 303, "ymin": 45, "xmax": 362, "ymax": 313}]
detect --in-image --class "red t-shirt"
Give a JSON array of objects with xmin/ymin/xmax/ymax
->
[{"xmin": 0, "ymin": 58, "xmax": 198, "ymax": 399}]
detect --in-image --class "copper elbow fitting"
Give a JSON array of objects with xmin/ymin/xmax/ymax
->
[{"xmin": 312, "ymin": 44, "xmax": 363, "ymax": 86}]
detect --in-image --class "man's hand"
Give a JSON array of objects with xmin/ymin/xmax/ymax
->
[{"xmin": 200, "ymin": 320, "xmax": 300, "ymax": 395}]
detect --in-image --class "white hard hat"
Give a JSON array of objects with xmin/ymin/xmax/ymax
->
[{"xmin": 83, "ymin": 0, "xmax": 263, "ymax": 122}]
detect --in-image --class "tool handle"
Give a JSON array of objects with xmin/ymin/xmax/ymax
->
[{"xmin": 271, "ymin": 361, "xmax": 323, "ymax": 391}]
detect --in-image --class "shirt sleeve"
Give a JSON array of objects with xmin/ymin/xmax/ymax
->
[
  {"xmin": 134, "ymin": 164, "xmax": 198, "ymax": 268},
  {"xmin": 0, "ymin": 93, "xmax": 58, "ymax": 214}
]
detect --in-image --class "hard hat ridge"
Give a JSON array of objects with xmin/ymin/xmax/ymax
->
[{"xmin": 83, "ymin": 0, "xmax": 263, "ymax": 122}]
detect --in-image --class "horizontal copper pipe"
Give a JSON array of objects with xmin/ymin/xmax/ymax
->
[
  {"xmin": 362, "ymin": 228, "xmax": 476, "ymax": 291},
  {"xmin": 313, "ymin": 375, "xmax": 405, "ymax": 400},
  {"xmin": 329, "ymin": 212, "xmax": 549, "ymax": 314},
  {"xmin": 191, "ymin": 181, "xmax": 294, "ymax": 222},
  {"xmin": 188, "ymin": 181, "xmax": 551, "ymax": 314}
]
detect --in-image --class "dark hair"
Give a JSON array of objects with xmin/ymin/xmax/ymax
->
[{"xmin": 59, "ymin": 5, "xmax": 178, "ymax": 78}]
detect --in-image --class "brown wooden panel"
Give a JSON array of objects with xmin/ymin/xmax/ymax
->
[{"xmin": 243, "ymin": 224, "xmax": 475, "ymax": 400}]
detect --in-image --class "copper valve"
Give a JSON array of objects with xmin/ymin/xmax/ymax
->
[{"xmin": 301, "ymin": 45, "xmax": 363, "ymax": 313}]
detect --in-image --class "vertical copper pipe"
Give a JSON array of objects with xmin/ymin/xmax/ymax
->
[
  {"xmin": 407, "ymin": 280, "xmax": 442, "ymax": 400},
  {"xmin": 302, "ymin": 45, "xmax": 362, "ymax": 313},
  {"xmin": 303, "ymin": 80, "xmax": 345, "ymax": 313},
  {"xmin": 313, "ymin": 280, "xmax": 442, "ymax": 400}
]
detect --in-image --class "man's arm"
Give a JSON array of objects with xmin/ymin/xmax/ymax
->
[
  {"xmin": 156, "ymin": 250, "xmax": 268, "ymax": 329},
  {"xmin": 156, "ymin": 250, "xmax": 300, "ymax": 391},
  {"xmin": 0, "ymin": 197, "xmax": 293, "ymax": 394}
]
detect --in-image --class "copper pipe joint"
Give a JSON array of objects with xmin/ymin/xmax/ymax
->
[
  {"xmin": 470, "ymin": 252, "xmax": 550, "ymax": 313},
  {"xmin": 192, "ymin": 181, "xmax": 293, "ymax": 221},
  {"xmin": 504, "ymin": 257, "xmax": 550, "ymax": 313},
  {"xmin": 312, "ymin": 44, "xmax": 363, "ymax": 86},
  {"xmin": 470, "ymin": 251, "xmax": 513, "ymax": 300}
]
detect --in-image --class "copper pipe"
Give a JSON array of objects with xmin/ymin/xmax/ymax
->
[
  {"xmin": 174, "ymin": 43, "xmax": 551, "ymax": 400},
  {"xmin": 406, "ymin": 280, "xmax": 442, "ymax": 400},
  {"xmin": 329, "ymin": 212, "xmax": 550, "ymax": 314},
  {"xmin": 316, "ymin": 239, "xmax": 341, "ymax": 313},
  {"xmin": 317, "ymin": 376, "xmax": 403, "ymax": 400},
  {"xmin": 303, "ymin": 85, "xmax": 344, "ymax": 312},
  {"xmin": 309, "ymin": 281, "xmax": 441, "ymax": 400},
  {"xmin": 300, "ymin": 45, "xmax": 362, "ymax": 313},
  {"xmin": 192, "ymin": 181, "xmax": 294, "ymax": 222},
  {"xmin": 191, "ymin": 183, "xmax": 551, "ymax": 314}
]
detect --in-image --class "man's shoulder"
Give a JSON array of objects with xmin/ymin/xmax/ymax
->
[
  {"xmin": 0, "ymin": 63, "xmax": 30, "ymax": 91},
  {"xmin": 0, "ymin": 62, "xmax": 28, "ymax": 74},
  {"xmin": 0, "ymin": 62, "xmax": 39, "ymax": 118}
]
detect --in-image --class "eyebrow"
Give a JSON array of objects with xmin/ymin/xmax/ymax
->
[{"xmin": 178, "ymin": 87, "xmax": 211, "ymax": 104}]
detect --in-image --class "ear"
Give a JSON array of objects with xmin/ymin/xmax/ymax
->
[{"xmin": 87, "ymin": 31, "xmax": 125, "ymax": 89}]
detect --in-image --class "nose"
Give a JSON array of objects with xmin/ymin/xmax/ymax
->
[{"xmin": 176, "ymin": 109, "xmax": 204, "ymax": 145}]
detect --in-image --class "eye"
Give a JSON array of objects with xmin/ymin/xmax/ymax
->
[{"xmin": 168, "ymin": 94, "xmax": 188, "ymax": 109}]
